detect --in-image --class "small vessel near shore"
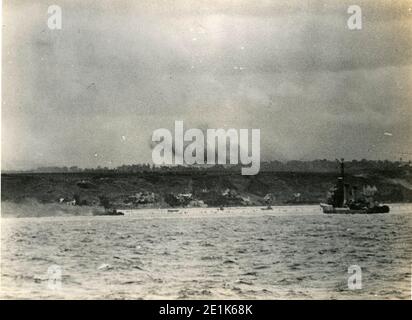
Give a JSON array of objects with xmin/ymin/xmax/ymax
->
[
  {"xmin": 320, "ymin": 159, "xmax": 389, "ymax": 214},
  {"xmin": 261, "ymin": 206, "xmax": 273, "ymax": 210},
  {"xmin": 93, "ymin": 208, "xmax": 124, "ymax": 216}
]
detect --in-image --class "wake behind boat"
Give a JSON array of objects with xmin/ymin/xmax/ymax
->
[{"xmin": 320, "ymin": 159, "xmax": 390, "ymax": 214}]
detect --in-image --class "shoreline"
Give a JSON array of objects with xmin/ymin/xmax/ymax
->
[
  {"xmin": 1, "ymin": 201, "xmax": 411, "ymax": 219},
  {"xmin": 119, "ymin": 203, "xmax": 412, "ymax": 215}
]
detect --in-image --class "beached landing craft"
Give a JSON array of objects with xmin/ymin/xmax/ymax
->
[
  {"xmin": 320, "ymin": 159, "xmax": 390, "ymax": 214},
  {"xmin": 93, "ymin": 208, "xmax": 124, "ymax": 216}
]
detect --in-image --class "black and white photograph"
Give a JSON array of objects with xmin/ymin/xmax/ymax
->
[{"xmin": 1, "ymin": 0, "xmax": 412, "ymax": 303}]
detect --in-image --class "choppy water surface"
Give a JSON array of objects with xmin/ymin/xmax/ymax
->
[{"xmin": 1, "ymin": 206, "xmax": 411, "ymax": 299}]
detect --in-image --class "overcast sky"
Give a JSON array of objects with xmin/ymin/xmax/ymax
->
[{"xmin": 2, "ymin": 0, "xmax": 412, "ymax": 170}]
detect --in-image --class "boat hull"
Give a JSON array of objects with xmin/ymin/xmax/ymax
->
[{"xmin": 320, "ymin": 203, "xmax": 389, "ymax": 214}]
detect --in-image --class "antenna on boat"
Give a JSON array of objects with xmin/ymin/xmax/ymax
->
[
  {"xmin": 334, "ymin": 158, "xmax": 346, "ymax": 206},
  {"xmin": 335, "ymin": 158, "xmax": 345, "ymax": 179}
]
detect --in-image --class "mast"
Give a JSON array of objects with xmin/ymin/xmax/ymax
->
[
  {"xmin": 335, "ymin": 158, "xmax": 346, "ymax": 207},
  {"xmin": 340, "ymin": 158, "xmax": 347, "ymax": 205}
]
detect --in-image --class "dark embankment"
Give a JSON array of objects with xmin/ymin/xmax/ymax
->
[{"xmin": 2, "ymin": 169, "xmax": 412, "ymax": 211}]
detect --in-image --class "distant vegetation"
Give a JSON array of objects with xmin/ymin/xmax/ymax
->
[{"xmin": 5, "ymin": 159, "xmax": 412, "ymax": 174}]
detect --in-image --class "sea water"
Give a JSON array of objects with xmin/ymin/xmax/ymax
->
[{"xmin": 1, "ymin": 205, "xmax": 411, "ymax": 299}]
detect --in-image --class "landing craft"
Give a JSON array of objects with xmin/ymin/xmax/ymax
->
[{"xmin": 320, "ymin": 159, "xmax": 390, "ymax": 214}]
